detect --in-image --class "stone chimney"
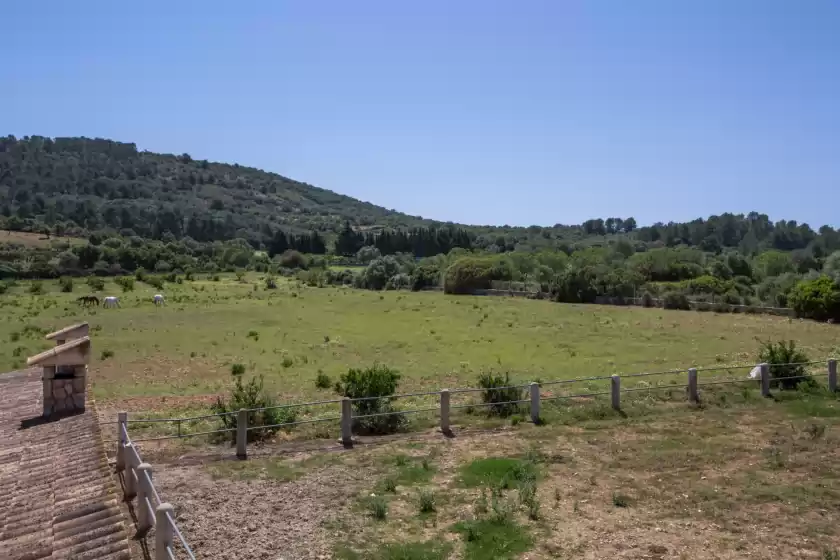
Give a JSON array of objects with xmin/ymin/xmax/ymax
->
[{"xmin": 27, "ymin": 336, "xmax": 91, "ymax": 417}]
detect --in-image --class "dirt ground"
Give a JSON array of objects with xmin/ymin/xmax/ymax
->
[{"xmin": 130, "ymin": 388, "xmax": 840, "ymax": 560}]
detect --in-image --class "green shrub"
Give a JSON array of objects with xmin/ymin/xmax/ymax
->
[
  {"xmin": 0, "ymin": 282, "xmax": 8, "ymax": 294},
  {"xmin": 477, "ymin": 371, "xmax": 525, "ymax": 417},
  {"xmin": 264, "ymin": 276, "xmax": 277, "ymax": 290},
  {"xmin": 368, "ymin": 496, "xmax": 388, "ymax": 520},
  {"xmin": 411, "ymin": 263, "xmax": 441, "ymax": 291},
  {"xmin": 28, "ymin": 282, "xmax": 45, "ymax": 295},
  {"xmin": 100, "ymin": 349, "xmax": 114, "ymax": 360},
  {"xmin": 315, "ymin": 371, "xmax": 331, "ymax": 389},
  {"xmin": 383, "ymin": 477, "xmax": 397, "ymax": 493},
  {"xmin": 759, "ymin": 340, "xmax": 813, "ymax": 390},
  {"xmin": 334, "ymin": 364, "xmax": 406, "ymax": 434},
  {"xmin": 640, "ymin": 292, "xmax": 655, "ymax": 308},
  {"xmin": 612, "ymin": 493, "xmax": 631, "ymax": 507},
  {"xmin": 281, "ymin": 356, "xmax": 294, "ymax": 368},
  {"xmin": 211, "ymin": 374, "xmax": 296, "ymax": 443},
  {"xmin": 279, "ymin": 250, "xmax": 308, "ymax": 270},
  {"xmin": 418, "ymin": 489, "xmax": 436, "ymax": 513},
  {"xmin": 230, "ymin": 363, "xmax": 246, "ymax": 376},
  {"xmin": 444, "ymin": 256, "xmax": 513, "ymax": 295},
  {"xmin": 135, "ymin": 267, "xmax": 147, "ymax": 281},
  {"xmin": 144, "ymin": 276, "xmax": 165, "ymax": 290},
  {"xmin": 86, "ymin": 277, "xmax": 106, "ymax": 291},
  {"xmin": 789, "ymin": 276, "xmax": 840, "ymax": 322},
  {"xmin": 662, "ymin": 291, "xmax": 690, "ymax": 310},
  {"xmin": 114, "ymin": 276, "xmax": 135, "ymax": 292},
  {"xmin": 59, "ymin": 277, "xmax": 74, "ymax": 293}
]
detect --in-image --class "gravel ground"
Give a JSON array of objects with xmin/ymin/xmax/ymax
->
[{"xmin": 153, "ymin": 457, "xmax": 366, "ymax": 560}]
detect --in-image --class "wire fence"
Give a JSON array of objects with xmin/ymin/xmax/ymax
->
[{"xmin": 116, "ymin": 359, "xmax": 837, "ymax": 445}]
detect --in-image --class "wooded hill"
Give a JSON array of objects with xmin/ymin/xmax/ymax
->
[{"xmin": 1, "ymin": 134, "xmax": 838, "ymax": 259}]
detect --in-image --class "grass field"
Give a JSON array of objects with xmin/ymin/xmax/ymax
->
[
  {"xmin": 0, "ymin": 273, "xmax": 838, "ymax": 418},
  {"xmin": 0, "ymin": 229, "xmax": 86, "ymax": 248},
  {"xmin": 147, "ymin": 387, "xmax": 840, "ymax": 559}
]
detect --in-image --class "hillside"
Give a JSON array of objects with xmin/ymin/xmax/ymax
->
[
  {"xmin": 0, "ymin": 135, "xmax": 435, "ymax": 245},
  {"xmin": 1, "ymin": 135, "xmax": 838, "ymax": 259}
]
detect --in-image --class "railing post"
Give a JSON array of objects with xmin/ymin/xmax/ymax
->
[
  {"xmin": 610, "ymin": 375, "xmax": 620, "ymax": 410},
  {"xmin": 439, "ymin": 389, "xmax": 450, "ymax": 434},
  {"xmin": 137, "ymin": 463, "xmax": 153, "ymax": 533},
  {"xmin": 116, "ymin": 411, "xmax": 127, "ymax": 472},
  {"xmin": 123, "ymin": 442, "xmax": 137, "ymax": 500},
  {"xmin": 529, "ymin": 382, "xmax": 540, "ymax": 423},
  {"xmin": 340, "ymin": 397, "xmax": 353, "ymax": 446},
  {"xmin": 687, "ymin": 368, "xmax": 699, "ymax": 403},
  {"xmin": 236, "ymin": 409, "xmax": 248, "ymax": 459},
  {"xmin": 760, "ymin": 362, "xmax": 771, "ymax": 397},
  {"xmin": 155, "ymin": 503, "xmax": 175, "ymax": 560},
  {"xmin": 829, "ymin": 359, "xmax": 837, "ymax": 393}
]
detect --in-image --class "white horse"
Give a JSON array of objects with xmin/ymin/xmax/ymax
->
[
  {"xmin": 153, "ymin": 294, "xmax": 165, "ymax": 306},
  {"xmin": 103, "ymin": 296, "xmax": 120, "ymax": 308}
]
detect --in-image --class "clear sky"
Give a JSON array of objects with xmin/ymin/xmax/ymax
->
[{"xmin": 4, "ymin": 1, "xmax": 839, "ymax": 228}]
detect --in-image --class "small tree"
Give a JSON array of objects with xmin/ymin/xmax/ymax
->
[
  {"xmin": 59, "ymin": 277, "xmax": 74, "ymax": 293},
  {"xmin": 662, "ymin": 291, "xmax": 690, "ymax": 310},
  {"xmin": 334, "ymin": 364, "xmax": 406, "ymax": 434},
  {"xmin": 758, "ymin": 340, "xmax": 812, "ymax": 391},
  {"xmin": 477, "ymin": 371, "xmax": 525, "ymax": 417},
  {"xmin": 211, "ymin": 374, "xmax": 296, "ymax": 443}
]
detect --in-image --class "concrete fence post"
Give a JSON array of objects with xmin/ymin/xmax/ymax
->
[
  {"xmin": 687, "ymin": 368, "xmax": 699, "ymax": 403},
  {"xmin": 236, "ymin": 409, "xmax": 248, "ymax": 459},
  {"xmin": 529, "ymin": 382, "xmax": 540, "ymax": 423},
  {"xmin": 439, "ymin": 389, "xmax": 450, "ymax": 433},
  {"xmin": 136, "ymin": 463, "xmax": 153, "ymax": 533},
  {"xmin": 116, "ymin": 411, "xmax": 128, "ymax": 472},
  {"xmin": 760, "ymin": 363, "xmax": 771, "ymax": 397},
  {"xmin": 155, "ymin": 503, "xmax": 175, "ymax": 560},
  {"xmin": 340, "ymin": 398, "xmax": 353, "ymax": 446},
  {"xmin": 829, "ymin": 359, "xmax": 837, "ymax": 393},
  {"xmin": 123, "ymin": 442, "xmax": 137, "ymax": 500},
  {"xmin": 610, "ymin": 375, "xmax": 620, "ymax": 410}
]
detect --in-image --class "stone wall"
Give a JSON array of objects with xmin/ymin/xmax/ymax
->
[{"xmin": 43, "ymin": 365, "xmax": 86, "ymax": 416}]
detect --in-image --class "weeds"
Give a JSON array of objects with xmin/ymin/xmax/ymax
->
[
  {"xmin": 368, "ymin": 496, "xmax": 387, "ymax": 520},
  {"xmin": 418, "ymin": 489, "xmax": 436, "ymax": 513},
  {"xmin": 315, "ymin": 371, "xmax": 332, "ymax": 389},
  {"xmin": 612, "ymin": 493, "xmax": 631, "ymax": 508},
  {"xmin": 100, "ymin": 349, "xmax": 115, "ymax": 360}
]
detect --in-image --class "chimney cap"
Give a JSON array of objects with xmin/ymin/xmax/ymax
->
[
  {"xmin": 27, "ymin": 336, "xmax": 91, "ymax": 367},
  {"xmin": 45, "ymin": 322, "xmax": 90, "ymax": 340}
]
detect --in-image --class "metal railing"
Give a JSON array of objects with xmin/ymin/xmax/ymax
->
[
  {"xmin": 115, "ymin": 359, "xmax": 838, "ymax": 458},
  {"xmin": 116, "ymin": 420, "xmax": 196, "ymax": 560}
]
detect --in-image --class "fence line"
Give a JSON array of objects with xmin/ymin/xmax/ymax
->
[
  {"xmin": 115, "ymin": 359, "xmax": 838, "ymax": 457},
  {"xmin": 116, "ymin": 419, "xmax": 196, "ymax": 560}
]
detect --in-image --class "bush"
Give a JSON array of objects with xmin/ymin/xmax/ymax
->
[
  {"xmin": 758, "ymin": 340, "xmax": 813, "ymax": 391},
  {"xmin": 279, "ymin": 250, "xmax": 308, "ymax": 270},
  {"xmin": 418, "ymin": 489, "xmax": 436, "ymax": 513},
  {"xmin": 315, "ymin": 371, "xmax": 331, "ymax": 389},
  {"xmin": 477, "ymin": 371, "xmax": 525, "ymax": 418},
  {"xmin": 211, "ymin": 374, "xmax": 296, "ymax": 443},
  {"xmin": 231, "ymin": 363, "xmax": 246, "ymax": 376},
  {"xmin": 145, "ymin": 276, "xmax": 165, "ymax": 290},
  {"xmin": 662, "ymin": 291, "xmax": 690, "ymax": 310},
  {"xmin": 444, "ymin": 256, "xmax": 513, "ymax": 295},
  {"xmin": 28, "ymin": 282, "xmax": 45, "ymax": 295},
  {"xmin": 361, "ymin": 256, "xmax": 402, "ymax": 290},
  {"xmin": 135, "ymin": 268, "xmax": 148, "ymax": 281},
  {"xmin": 86, "ymin": 277, "xmax": 106, "ymax": 291},
  {"xmin": 264, "ymin": 276, "xmax": 277, "ymax": 290},
  {"xmin": 334, "ymin": 364, "xmax": 406, "ymax": 434},
  {"xmin": 0, "ymin": 282, "xmax": 8, "ymax": 294},
  {"xmin": 297, "ymin": 269, "xmax": 325, "ymax": 287},
  {"xmin": 100, "ymin": 349, "xmax": 114, "ymax": 360},
  {"xmin": 411, "ymin": 262, "xmax": 441, "ymax": 291},
  {"xmin": 789, "ymin": 276, "xmax": 840, "ymax": 322},
  {"xmin": 640, "ymin": 292, "xmax": 655, "ymax": 308},
  {"xmin": 115, "ymin": 276, "xmax": 135, "ymax": 292},
  {"xmin": 368, "ymin": 496, "xmax": 387, "ymax": 520},
  {"xmin": 59, "ymin": 277, "xmax": 73, "ymax": 293}
]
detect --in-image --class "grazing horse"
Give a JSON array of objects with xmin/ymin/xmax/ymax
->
[
  {"xmin": 76, "ymin": 295, "xmax": 100, "ymax": 307},
  {"xmin": 153, "ymin": 294, "xmax": 165, "ymax": 306},
  {"xmin": 103, "ymin": 296, "xmax": 120, "ymax": 308}
]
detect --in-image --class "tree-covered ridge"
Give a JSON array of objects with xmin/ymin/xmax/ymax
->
[
  {"xmin": 3, "ymin": 135, "xmax": 840, "ymax": 257},
  {"xmin": 0, "ymin": 135, "xmax": 435, "ymax": 246}
]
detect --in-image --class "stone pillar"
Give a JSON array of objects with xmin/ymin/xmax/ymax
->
[
  {"xmin": 760, "ymin": 363, "xmax": 771, "ymax": 397},
  {"xmin": 236, "ymin": 409, "xmax": 248, "ymax": 459},
  {"xmin": 687, "ymin": 368, "xmax": 699, "ymax": 403},
  {"xmin": 529, "ymin": 382, "xmax": 541, "ymax": 423},
  {"xmin": 42, "ymin": 366, "xmax": 56, "ymax": 416},
  {"xmin": 155, "ymin": 503, "xmax": 175, "ymax": 560},
  {"xmin": 340, "ymin": 398, "xmax": 353, "ymax": 446},
  {"xmin": 439, "ymin": 389, "xmax": 450, "ymax": 434},
  {"xmin": 829, "ymin": 359, "xmax": 837, "ymax": 393}
]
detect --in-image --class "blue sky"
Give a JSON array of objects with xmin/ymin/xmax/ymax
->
[{"xmin": 4, "ymin": 1, "xmax": 839, "ymax": 228}]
